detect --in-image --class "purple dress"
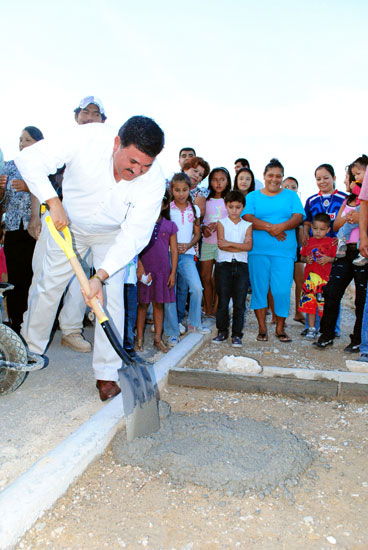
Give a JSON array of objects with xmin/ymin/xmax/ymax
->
[{"xmin": 138, "ymin": 217, "xmax": 178, "ymax": 304}]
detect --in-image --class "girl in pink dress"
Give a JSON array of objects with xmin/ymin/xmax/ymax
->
[
  {"xmin": 200, "ymin": 168, "xmax": 231, "ymax": 318},
  {"xmin": 136, "ymin": 192, "xmax": 178, "ymax": 353}
]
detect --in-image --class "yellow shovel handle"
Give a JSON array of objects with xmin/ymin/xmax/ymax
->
[
  {"xmin": 45, "ymin": 216, "xmax": 75, "ymax": 260},
  {"xmin": 45, "ymin": 216, "xmax": 108, "ymax": 324}
]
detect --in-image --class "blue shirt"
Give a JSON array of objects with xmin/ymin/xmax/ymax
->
[
  {"xmin": 243, "ymin": 189, "xmax": 305, "ymax": 259},
  {"xmin": 304, "ymin": 190, "xmax": 347, "ymax": 238}
]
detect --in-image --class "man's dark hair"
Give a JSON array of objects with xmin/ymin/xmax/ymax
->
[
  {"xmin": 312, "ymin": 212, "xmax": 331, "ymax": 226},
  {"xmin": 235, "ymin": 157, "xmax": 249, "ymax": 168},
  {"xmin": 118, "ymin": 116, "xmax": 165, "ymax": 157},
  {"xmin": 179, "ymin": 147, "xmax": 196, "ymax": 157},
  {"xmin": 225, "ymin": 190, "xmax": 245, "ymax": 207}
]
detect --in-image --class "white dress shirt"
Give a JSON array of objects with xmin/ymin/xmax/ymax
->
[{"xmin": 15, "ymin": 124, "xmax": 166, "ymax": 276}]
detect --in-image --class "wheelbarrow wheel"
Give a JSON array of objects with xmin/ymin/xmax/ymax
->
[{"xmin": 0, "ymin": 324, "xmax": 28, "ymax": 395}]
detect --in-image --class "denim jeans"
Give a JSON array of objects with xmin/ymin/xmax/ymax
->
[
  {"xmin": 123, "ymin": 283, "xmax": 137, "ymax": 350},
  {"xmin": 215, "ymin": 260, "xmax": 249, "ymax": 337},
  {"xmin": 176, "ymin": 254, "xmax": 203, "ymax": 328},
  {"xmin": 360, "ymin": 289, "xmax": 368, "ymax": 354},
  {"xmin": 164, "ymin": 301, "xmax": 179, "ymax": 337}
]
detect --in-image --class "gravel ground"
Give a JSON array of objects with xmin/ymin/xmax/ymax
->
[
  {"xmin": 14, "ymin": 288, "xmax": 368, "ymax": 550},
  {"xmin": 5, "ymin": 285, "xmax": 368, "ymax": 549},
  {"xmin": 15, "ymin": 386, "xmax": 368, "ymax": 550}
]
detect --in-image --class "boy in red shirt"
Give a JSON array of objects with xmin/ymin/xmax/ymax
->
[{"xmin": 299, "ymin": 213, "xmax": 337, "ymax": 339}]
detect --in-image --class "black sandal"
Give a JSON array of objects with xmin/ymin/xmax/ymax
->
[{"xmin": 256, "ymin": 333, "xmax": 268, "ymax": 342}]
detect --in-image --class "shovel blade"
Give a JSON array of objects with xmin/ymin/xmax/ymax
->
[{"xmin": 118, "ymin": 363, "xmax": 160, "ymax": 441}]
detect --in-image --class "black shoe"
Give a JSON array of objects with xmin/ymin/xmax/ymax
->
[
  {"xmin": 313, "ymin": 338, "xmax": 334, "ymax": 349},
  {"xmin": 300, "ymin": 328, "xmax": 308, "ymax": 336},
  {"xmin": 344, "ymin": 342, "xmax": 360, "ymax": 353},
  {"xmin": 231, "ymin": 336, "xmax": 242, "ymax": 348},
  {"xmin": 212, "ymin": 331, "xmax": 228, "ymax": 344}
]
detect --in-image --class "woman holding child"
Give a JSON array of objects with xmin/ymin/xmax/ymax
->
[
  {"xmin": 243, "ymin": 158, "xmax": 305, "ymax": 343},
  {"xmin": 314, "ymin": 155, "xmax": 368, "ymax": 351}
]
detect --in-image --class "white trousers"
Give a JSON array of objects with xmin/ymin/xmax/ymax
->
[
  {"xmin": 21, "ymin": 223, "xmax": 125, "ymax": 381},
  {"xmin": 27, "ymin": 214, "xmax": 89, "ymax": 335}
]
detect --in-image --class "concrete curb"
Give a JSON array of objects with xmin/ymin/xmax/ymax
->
[
  {"xmin": 169, "ymin": 363, "xmax": 368, "ymax": 402},
  {"xmin": 0, "ymin": 331, "xmax": 204, "ymax": 550}
]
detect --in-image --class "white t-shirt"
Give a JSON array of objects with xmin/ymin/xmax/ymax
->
[
  {"xmin": 217, "ymin": 217, "xmax": 252, "ymax": 263},
  {"xmin": 170, "ymin": 201, "xmax": 200, "ymax": 255}
]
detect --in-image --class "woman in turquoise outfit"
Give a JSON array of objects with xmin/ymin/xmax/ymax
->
[{"xmin": 243, "ymin": 159, "xmax": 305, "ymax": 342}]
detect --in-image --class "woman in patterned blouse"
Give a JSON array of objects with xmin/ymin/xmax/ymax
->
[{"xmin": 0, "ymin": 126, "xmax": 44, "ymax": 333}]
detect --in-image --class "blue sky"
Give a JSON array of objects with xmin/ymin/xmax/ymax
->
[{"xmin": 1, "ymin": 0, "xmax": 367, "ymax": 201}]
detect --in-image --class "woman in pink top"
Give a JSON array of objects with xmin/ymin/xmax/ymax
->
[{"xmin": 200, "ymin": 167, "xmax": 231, "ymax": 317}]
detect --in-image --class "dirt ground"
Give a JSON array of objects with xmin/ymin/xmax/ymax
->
[
  {"xmin": 15, "ymin": 386, "xmax": 368, "ymax": 550},
  {"xmin": 183, "ymin": 290, "xmax": 358, "ymax": 373},
  {"xmin": 15, "ymin": 290, "xmax": 368, "ymax": 550}
]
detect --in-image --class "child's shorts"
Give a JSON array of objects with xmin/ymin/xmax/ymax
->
[
  {"xmin": 299, "ymin": 272, "xmax": 327, "ymax": 316},
  {"xmin": 200, "ymin": 243, "xmax": 218, "ymax": 262}
]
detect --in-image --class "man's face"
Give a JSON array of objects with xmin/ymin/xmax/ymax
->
[
  {"xmin": 113, "ymin": 139, "xmax": 155, "ymax": 182},
  {"xmin": 234, "ymin": 161, "xmax": 247, "ymax": 174},
  {"xmin": 179, "ymin": 149, "xmax": 195, "ymax": 169},
  {"xmin": 75, "ymin": 103, "xmax": 104, "ymax": 125}
]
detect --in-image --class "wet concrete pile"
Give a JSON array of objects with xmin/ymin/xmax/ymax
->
[{"xmin": 112, "ymin": 407, "xmax": 314, "ymax": 497}]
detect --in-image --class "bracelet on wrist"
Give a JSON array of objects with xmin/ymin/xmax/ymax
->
[{"xmin": 91, "ymin": 274, "xmax": 105, "ymax": 285}]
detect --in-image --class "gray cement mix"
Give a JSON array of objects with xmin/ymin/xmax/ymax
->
[{"xmin": 112, "ymin": 404, "xmax": 314, "ymax": 497}]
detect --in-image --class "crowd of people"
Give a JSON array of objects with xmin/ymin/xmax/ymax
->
[{"xmin": 1, "ymin": 95, "xmax": 368, "ymax": 401}]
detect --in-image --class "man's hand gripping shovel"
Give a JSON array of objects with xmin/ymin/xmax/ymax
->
[{"xmin": 45, "ymin": 216, "xmax": 160, "ymax": 441}]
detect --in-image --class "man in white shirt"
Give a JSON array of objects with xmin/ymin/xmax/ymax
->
[
  {"xmin": 16, "ymin": 116, "xmax": 165, "ymax": 401},
  {"xmin": 178, "ymin": 147, "xmax": 196, "ymax": 169}
]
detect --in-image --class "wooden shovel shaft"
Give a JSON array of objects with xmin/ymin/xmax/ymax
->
[{"xmin": 68, "ymin": 256, "xmax": 108, "ymax": 324}]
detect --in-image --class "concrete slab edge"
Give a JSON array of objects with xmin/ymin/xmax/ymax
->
[
  {"xmin": 261, "ymin": 366, "xmax": 368, "ymax": 384},
  {"xmin": 171, "ymin": 365, "xmax": 368, "ymax": 385},
  {"xmin": 0, "ymin": 331, "xmax": 205, "ymax": 550}
]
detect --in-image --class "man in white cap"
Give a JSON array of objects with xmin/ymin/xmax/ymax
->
[
  {"xmin": 25, "ymin": 96, "xmax": 107, "ymax": 353},
  {"xmin": 74, "ymin": 96, "xmax": 107, "ymax": 125}
]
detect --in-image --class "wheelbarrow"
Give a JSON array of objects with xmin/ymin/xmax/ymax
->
[{"xmin": 0, "ymin": 283, "xmax": 46, "ymax": 395}]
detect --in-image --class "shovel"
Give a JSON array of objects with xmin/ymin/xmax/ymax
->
[{"xmin": 45, "ymin": 216, "xmax": 160, "ymax": 441}]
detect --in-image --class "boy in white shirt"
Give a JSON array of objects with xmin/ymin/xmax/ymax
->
[{"xmin": 212, "ymin": 190, "xmax": 253, "ymax": 348}]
